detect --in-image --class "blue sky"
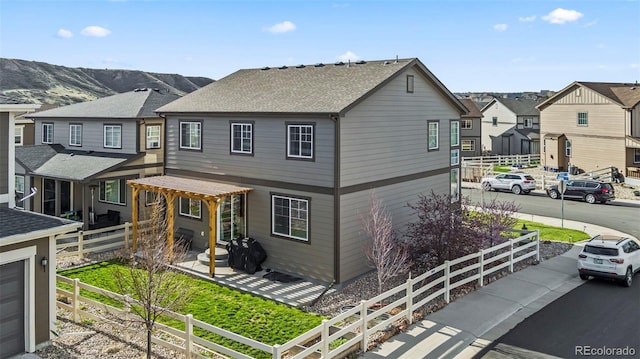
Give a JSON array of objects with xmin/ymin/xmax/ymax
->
[{"xmin": 1, "ymin": 0, "xmax": 639, "ymax": 92}]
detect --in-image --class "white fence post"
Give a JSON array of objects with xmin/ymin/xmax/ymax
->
[
  {"xmin": 185, "ymin": 314, "xmax": 193, "ymax": 359},
  {"xmin": 535, "ymin": 230, "xmax": 540, "ymax": 262},
  {"xmin": 509, "ymin": 238, "xmax": 515, "ymax": 273},
  {"xmin": 444, "ymin": 260, "xmax": 451, "ymax": 303},
  {"xmin": 272, "ymin": 344, "xmax": 281, "ymax": 359},
  {"xmin": 321, "ymin": 319, "xmax": 330, "ymax": 357},
  {"xmin": 78, "ymin": 231, "xmax": 84, "ymax": 259},
  {"xmin": 73, "ymin": 278, "xmax": 80, "ymax": 322},
  {"xmin": 478, "ymin": 250, "xmax": 484, "ymax": 287},
  {"xmin": 405, "ymin": 276, "xmax": 413, "ymax": 325},
  {"xmin": 360, "ymin": 300, "xmax": 368, "ymax": 353}
]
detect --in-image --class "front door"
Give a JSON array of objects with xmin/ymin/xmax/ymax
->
[{"xmin": 217, "ymin": 194, "xmax": 245, "ymax": 245}]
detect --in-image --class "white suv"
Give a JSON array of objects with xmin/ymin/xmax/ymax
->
[
  {"xmin": 578, "ymin": 235, "xmax": 640, "ymax": 287},
  {"xmin": 481, "ymin": 173, "xmax": 536, "ymax": 195}
]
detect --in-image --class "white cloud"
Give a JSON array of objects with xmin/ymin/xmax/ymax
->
[
  {"xmin": 542, "ymin": 8, "xmax": 583, "ymax": 24},
  {"xmin": 57, "ymin": 29, "xmax": 73, "ymax": 38},
  {"xmin": 493, "ymin": 24, "xmax": 508, "ymax": 31},
  {"xmin": 337, "ymin": 51, "xmax": 359, "ymax": 62},
  {"xmin": 265, "ymin": 21, "xmax": 296, "ymax": 34},
  {"xmin": 81, "ymin": 26, "xmax": 112, "ymax": 37},
  {"xmin": 519, "ymin": 16, "xmax": 536, "ymax": 22}
]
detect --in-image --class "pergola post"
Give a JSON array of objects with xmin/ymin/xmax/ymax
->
[
  {"xmin": 131, "ymin": 187, "xmax": 140, "ymax": 252},
  {"xmin": 206, "ymin": 198, "xmax": 223, "ymax": 277},
  {"xmin": 163, "ymin": 192, "xmax": 178, "ymax": 263}
]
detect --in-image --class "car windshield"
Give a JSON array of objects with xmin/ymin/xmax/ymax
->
[{"xmin": 584, "ymin": 245, "xmax": 618, "ymax": 256}]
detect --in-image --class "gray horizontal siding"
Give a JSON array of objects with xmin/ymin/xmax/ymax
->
[
  {"xmin": 34, "ymin": 119, "xmax": 138, "ymax": 153},
  {"xmin": 0, "ymin": 115, "xmax": 8, "ymax": 194},
  {"xmin": 165, "ymin": 116, "xmax": 335, "ymax": 188},
  {"xmin": 340, "ymin": 68, "xmax": 459, "ymax": 187}
]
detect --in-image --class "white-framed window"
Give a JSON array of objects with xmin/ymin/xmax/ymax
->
[
  {"xmin": 451, "ymin": 149, "xmax": 459, "ymax": 165},
  {"xmin": 406, "ymin": 75, "xmax": 414, "ymax": 93},
  {"xmin": 634, "ymin": 149, "xmax": 640, "ymax": 163},
  {"xmin": 272, "ymin": 195, "xmax": 308, "ymax": 241},
  {"xmin": 450, "ymin": 120, "xmax": 459, "ymax": 147},
  {"xmin": 461, "ymin": 119, "xmax": 472, "ymax": 129},
  {"xmin": 179, "ymin": 197, "xmax": 201, "ymax": 219},
  {"xmin": 492, "ymin": 117, "xmax": 498, "ymax": 126},
  {"xmin": 104, "ymin": 125, "xmax": 122, "ymax": 148},
  {"xmin": 99, "ymin": 179, "xmax": 126, "ymax": 205},
  {"xmin": 565, "ymin": 140, "xmax": 572, "ymax": 157},
  {"xmin": 180, "ymin": 121, "xmax": 201, "ymax": 150},
  {"xmin": 15, "ymin": 175, "xmax": 25, "ymax": 209},
  {"xmin": 462, "ymin": 139, "xmax": 475, "ymax": 152},
  {"xmin": 146, "ymin": 125, "xmax": 161, "ymax": 149},
  {"xmin": 14, "ymin": 125, "xmax": 24, "ymax": 146},
  {"xmin": 524, "ymin": 118, "xmax": 533, "ymax": 128},
  {"xmin": 428, "ymin": 121, "xmax": 439, "ymax": 150},
  {"xmin": 287, "ymin": 124, "xmax": 313, "ymax": 159},
  {"xmin": 231, "ymin": 123, "xmax": 253, "ymax": 154},
  {"xmin": 42, "ymin": 123, "xmax": 53, "ymax": 144},
  {"xmin": 69, "ymin": 124, "xmax": 82, "ymax": 146},
  {"xmin": 577, "ymin": 112, "xmax": 588, "ymax": 127}
]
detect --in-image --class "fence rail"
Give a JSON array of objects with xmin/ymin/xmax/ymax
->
[
  {"xmin": 56, "ymin": 220, "xmax": 152, "ymax": 259},
  {"xmin": 55, "ymin": 230, "xmax": 539, "ymax": 359}
]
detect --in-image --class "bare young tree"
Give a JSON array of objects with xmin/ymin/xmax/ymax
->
[
  {"xmin": 467, "ymin": 197, "xmax": 520, "ymax": 247},
  {"xmin": 362, "ymin": 192, "xmax": 410, "ymax": 294},
  {"xmin": 111, "ymin": 201, "xmax": 193, "ymax": 359}
]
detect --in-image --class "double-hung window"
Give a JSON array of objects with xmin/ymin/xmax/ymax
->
[
  {"xmin": 272, "ymin": 195, "xmax": 308, "ymax": 241},
  {"xmin": 15, "ymin": 175, "xmax": 25, "ymax": 209},
  {"xmin": 451, "ymin": 149, "xmax": 459, "ymax": 165},
  {"xmin": 492, "ymin": 117, "xmax": 498, "ymax": 126},
  {"xmin": 15, "ymin": 126, "xmax": 24, "ymax": 146},
  {"xmin": 104, "ymin": 125, "xmax": 122, "ymax": 148},
  {"xmin": 180, "ymin": 121, "xmax": 201, "ymax": 150},
  {"xmin": 565, "ymin": 140, "xmax": 572, "ymax": 157},
  {"xmin": 179, "ymin": 197, "xmax": 201, "ymax": 219},
  {"xmin": 69, "ymin": 124, "xmax": 82, "ymax": 146},
  {"xmin": 231, "ymin": 123, "xmax": 253, "ymax": 154},
  {"xmin": 461, "ymin": 119, "xmax": 472, "ymax": 129},
  {"xmin": 577, "ymin": 112, "xmax": 588, "ymax": 127},
  {"xmin": 287, "ymin": 124, "xmax": 313, "ymax": 159},
  {"xmin": 462, "ymin": 140, "xmax": 475, "ymax": 151},
  {"xmin": 450, "ymin": 120, "xmax": 459, "ymax": 147},
  {"xmin": 146, "ymin": 125, "xmax": 161, "ymax": 149},
  {"xmin": 524, "ymin": 118, "xmax": 533, "ymax": 128},
  {"xmin": 428, "ymin": 121, "xmax": 439, "ymax": 150},
  {"xmin": 42, "ymin": 123, "xmax": 53, "ymax": 144},
  {"xmin": 99, "ymin": 179, "xmax": 126, "ymax": 205}
]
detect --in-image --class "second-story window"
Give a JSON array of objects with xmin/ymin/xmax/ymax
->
[
  {"xmin": 461, "ymin": 119, "xmax": 472, "ymax": 129},
  {"xmin": 450, "ymin": 120, "xmax": 459, "ymax": 147},
  {"xmin": 406, "ymin": 75, "xmax": 414, "ymax": 93},
  {"xmin": 231, "ymin": 123, "xmax": 253, "ymax": 154},
  {"xmin": 524, "ymin": 118, "xmax": 533, "ymax": 128},
  {"xmin": 15, "ymin": 125, "xmax": 24, "ymax": 146},
  {"xmin": 492, "ymin": 117, "xmax": 498, "ymax": 126},
  {"xmin": 180, "ymin": 121, "xmax": 201, "ymax": 150},
  {"xmin": 42, "ymin": 123, "xmax": 53, "ymax": 144},
  {"xmin": 577, "ymin": 112, "xmax": 588, "ymax": 127},
  {"xmin": 428, "ymin": 121, "xmax": 439, "ymax": 151},
  {"xmin": 287, "ymin": 124, "xmax": 313, "ymax": 159},
  {"xmin": 146, "ymin": 125, "xmax": 161, "ymax": 149},
  {"xmin": 565, "ymin": 140, "xmax": 572, "ymax": 157},
  {"xmin": 104, "ymin": 125, "xmax": 122, "ymax": 149},
  {"xmin": 69, "ymin": 124, "xmax": 82, "ymax": 147}
]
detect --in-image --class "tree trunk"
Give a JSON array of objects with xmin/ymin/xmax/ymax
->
[{"xmin": 147, "ymin": 329, "xmax": 152, "ymax": 359}]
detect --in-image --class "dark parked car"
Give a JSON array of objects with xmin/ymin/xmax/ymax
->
[{"xmin": 546, "ymin": 180, "xmax": 615, "ymax": 204}]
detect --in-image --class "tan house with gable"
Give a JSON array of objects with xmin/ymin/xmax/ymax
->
[{"xmin": 537, "ymin": 81, "xmax": 640, "ymax": 182}]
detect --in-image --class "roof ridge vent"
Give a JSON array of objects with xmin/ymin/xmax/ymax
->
[
  {"xmin": 296, "ymin": 64, "xmax": 306, "ymax": 68},
  {"xmin": 314, "ymin": 63, "xmax": 325, "ymax": 67},
  {"xmin": 383, "ymin": 61, "xmax": 390, "ymax": 65}
]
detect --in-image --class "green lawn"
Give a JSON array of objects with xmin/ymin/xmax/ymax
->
[
  {"xmin": 514, "ymin": 219, "xmax": 590, "ymax": 243},
  {"xmin": 58, "ymin": 261, "xmax": 323, "ymax": 358}
]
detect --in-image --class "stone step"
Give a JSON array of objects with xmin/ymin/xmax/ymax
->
[{"xmin": 197, "ymin": 246, "xmax": 229, "ymax": 267}]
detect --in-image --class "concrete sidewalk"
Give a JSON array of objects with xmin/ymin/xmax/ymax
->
[{"xmin": 359, "ymin": 213, "xmax": 636, "ymax": 359}]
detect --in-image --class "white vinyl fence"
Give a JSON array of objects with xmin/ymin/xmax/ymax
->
[
  {"xmin": 56, "ymin": 231, "xmax": 540, "ymax": 359},
  {"xmin": 56, "ymin": 220, "xmax": 152, "ymax": 258}
]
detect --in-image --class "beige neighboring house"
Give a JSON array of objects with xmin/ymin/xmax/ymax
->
[{"xmin": 537, "ymin": 81, "xmax": 640, "ymax": 184}]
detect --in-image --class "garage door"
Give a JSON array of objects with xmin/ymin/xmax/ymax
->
[{"xmin": 0, "ymin": 260, "xmax": 26, "ymax": 358}]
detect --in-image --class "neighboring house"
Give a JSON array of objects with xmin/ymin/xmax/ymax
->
[
  {"xmin": 151, "ymin": 58, "xmax": 468, "ymax": 285},
  {"xmin": 14, "ymin": 105, "xmax": 57, "ymax": 147},
  {"xmin": 481, "ymin": 97, "xmax": 541, "ymax": 155},
  {"xmin": 1, "ymin": 96, "xmax": 82, "ymax": 358},
  {"xmin": 16, "ymin": 88, "xmax": 179, "ymax": 230},
  {"xmin": 459, "ymin": 98, "xmax": 483, "ymax": 157},
  {"xmin": 537, "ymin": 81, "xmax": 640, "ymax": 182}
]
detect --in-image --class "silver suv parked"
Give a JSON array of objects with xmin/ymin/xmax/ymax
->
[
  {"xmin": 578, "ymin": 235, "xmax": 640, "ymax": 287},
  {"xmin": 481, "ymin": 173, "xmax": 536, "ymax": 195}
]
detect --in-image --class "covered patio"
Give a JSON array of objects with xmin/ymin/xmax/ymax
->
[{"xmin": 127, "ymin": 175, "xmax": 252, "ymax": 277}]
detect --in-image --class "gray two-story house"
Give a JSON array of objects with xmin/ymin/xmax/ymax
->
[
  {"xmin": 149, "ymin": 58, "xmax": 467, "ymax": 285},
  {"xmin": 16, "ymin": 88, "xmax": 179, "ymax": 230},
  {"xmin": 459, "ymin": 98, "xmax": 483, "ymax": 157},
  {"xmin": 481, "ymin": 97, "xmax": 541, "ymax": 155}
]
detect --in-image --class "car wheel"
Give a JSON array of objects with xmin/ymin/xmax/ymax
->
[
  {"xmin": 482, "ymin": 182, "xmax": 491, "ymax": 191},
  {"xmin": 523, "ymin": 190, "xmax": 531, "ymax": 194},
  {"xmin": 622, "ymin": 267, "xmax": 633, "ymax": 287},
  {"xmin": 585, "ymin": 194, "xmax": 596, "ymax": 204},
  {"xmin": 548, "ymin": 190, "xmax": 559, "ymax": 199},
  {"xmin": 511, "ymin": 185, "xmax": 522, "ymax": 195},
  {"xmin": 579, "ymin": 273, "xmax": 589, "ymax": 280}
]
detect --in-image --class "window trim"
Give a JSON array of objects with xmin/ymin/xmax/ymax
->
[
  {"xmin": 69, "ymin": 123, "xmax": 82, "ymax": 147},
  {"xmin": 461, "ymin": 139, "xmax": 475, "ymax": 152},
  {"xmin": 14, "ymin": 125, "xmax": 24, "ymax": 146},
  {"xmin": 577, "ymin": 112, "xmax": 588, "ymax": 127},
  {"xmin": 179, "ymin": 121, "xmax": 202, "ymax": 151},
  {"xmin": 450, "ymin": 120, "xmax": 459, "ymax": 147},
  {"xmin": 271, "ymin": 194, "xmax": 310, "ymax": 242},
  {"xmin": 179, "ymin": 197, "xmax": 202, "ymax": 219},
  {"xmin": 450, "ymin": 149, "xmax": 459, "ymax": 165},
  {"xmin": 286, "ymin": 123, "xmax": 315, "ymax": 160},
  {"xmin": 98, "ymin": 178, "xmax": 127, "ymax": 206},
  {"xmin": 103, "ymin": 124, "xmax": 122, "ymax": 149},
  {"xmin": 230, "ymin": 121, "xmax": 254, "ymax": 155},
  {"xmin": 42, "ymin": 123, "xmax": 54, "ymax": 144},
  {"xmin": 406, "ymin": 75, "xmax": 414, "ymax": 93},
  {"xmin": 427, "ymin": 120, "xmax": 439, "ymax": 151},
  {"xmin": 523, "ymin": 118, "xmax": 533, "ymax": 128},
  {"xmin": 145, "ymin": 124, "xmax": 161, "ymax": 150},
  {"xmin": 461, "ymin": 119, "xmax": 472, "ymax": 130}
]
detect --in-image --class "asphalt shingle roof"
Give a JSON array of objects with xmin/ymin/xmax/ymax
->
[
  {"xmin": 26, "ymin": 88, "xmax": 180, "ymax": 119},
  {"xmin": 0, "ymin": 207, "xmax": 75, "ymax": 238},
  {"xmin": 157, "ymin": 58, "xmax": 466, "ymax": 115},
  {"xmin": 494, "ymin": 98, "xmax": 540, "ymax": 116},
  {"xmin": 459, "ymin": 98, "xmax": 483, "ymax": 118},
  {"xmin": 538, "ymin": 81, "xmax": 640, "ymax": 110}
]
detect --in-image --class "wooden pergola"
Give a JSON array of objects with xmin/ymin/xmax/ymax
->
[{"xmin": 127, "ymin": 176, "xmax": 252, "ymax": 277}]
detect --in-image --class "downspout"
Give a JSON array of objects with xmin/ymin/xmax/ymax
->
[{"xmin": 332, "ymin": 113, "xmax": 341, "ymax": 285}]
